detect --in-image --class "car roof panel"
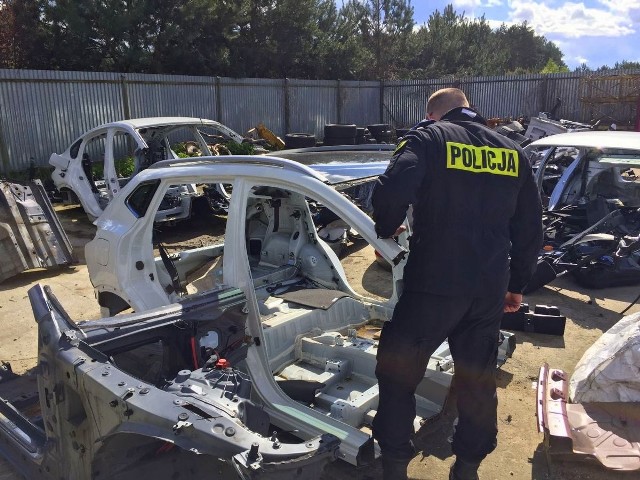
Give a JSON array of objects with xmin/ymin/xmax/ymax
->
[{"xmin": 529, "ymin": 131, "xmax": 640, "ymax": 150}]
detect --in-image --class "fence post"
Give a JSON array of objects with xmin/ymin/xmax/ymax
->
[
  {"xmin": 215, "ymin": 76, "xmax": 222, "ymax": 122},
  {"xmin": 539, "ymin": 76, "xmax": 548, "ymax": 115},
  {"xmin": 336, "ymin": 79, "xmax": 342, "ymax": 124},
  {"xmin": 379, "ymin": 79, "xmax": 384, "ymax": 123},
  {"xmin": 120, "ymin": 75, "xmax": 131, "ymax": 120},
  {"xmin": 0, "ymin": 117, "xmax": 9, "ymax": 174},
  {"xmin": 284, "ymin": 78, "xmax": 290, "ymax": 134}
]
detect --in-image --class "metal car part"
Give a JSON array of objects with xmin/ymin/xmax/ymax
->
[
  {"xmin": 0, "ymin": 284, "xmax": 340, "ymax": 479},
  {"xmin": 537, "ymin": 362, "xmax": 640, "ymax": 471},
  {"xmin": 524, "ymin": 131, "xmax": 640, "ymax": 291},
  {"xmin": 0, "ymin": 180, "xmax": 76, "ymax": 282}
]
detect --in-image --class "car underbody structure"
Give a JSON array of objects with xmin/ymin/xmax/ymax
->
[{"xmin": 0, "ymin": 283, "xmax": 515, "ymax": 479}]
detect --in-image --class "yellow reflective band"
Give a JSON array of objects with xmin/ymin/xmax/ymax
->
[
  {"xmin": 446, "ymin": 141, "xmax": 519, "ymax": 177},
  {"xmin": 394, "ymin": 139, "xmax": 408, "ymax": 155}
]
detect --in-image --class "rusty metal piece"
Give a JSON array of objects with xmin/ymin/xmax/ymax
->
[{"xmin": 537, "ymin": 362, "xmax": 640, "ymax": 471}]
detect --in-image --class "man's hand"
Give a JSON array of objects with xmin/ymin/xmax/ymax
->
[
  {"xmin": 504, "ymin": 292, "xmax": 522, "ymax": 313},
  {"xmin": 393, "ymin": 225, "xmax": 407, "ymax": 238}
]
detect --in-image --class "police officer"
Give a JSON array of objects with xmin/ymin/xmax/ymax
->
[{"xmin": 371, "ymin": 88, "xmax": 543, "ymax": 480}]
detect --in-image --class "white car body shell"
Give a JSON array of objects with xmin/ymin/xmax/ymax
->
[
  {"xmin": 85, "ymin": 155, "xmax": 407, "ymax": 466},
  {"xmin": 50, "ymin": 117, "xmax": 244, "ymax": 221}
]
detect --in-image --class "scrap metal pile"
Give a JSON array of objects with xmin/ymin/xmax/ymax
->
[{"xmin": 523, "ymin": 131, "xmax": 640, "ymax": 293}]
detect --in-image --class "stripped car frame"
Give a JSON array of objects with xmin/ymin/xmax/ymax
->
[
  {"xmin": 524, "ymin": 131, "xmax": 640, "ymax": 291},
  {"xmin": 49, "ymin": 117, "xmax": 245, "ymax": 223}
]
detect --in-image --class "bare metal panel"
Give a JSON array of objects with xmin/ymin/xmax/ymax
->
[
  {"xmin": 459, "ymin": 74, "xmax": 543, "ymax": 119},
  {"xmin": 383, "ymin": 79, "xmax": 449, "ymax": 128},
  {"xmin": 382, "ymin": 73, "xmax": 639, "ymax": 129},
  {"xmin": 0, "ymin": 180, "xmax": 76, "ymax": 282},
  {"xmin": 575, "ymin": 73, "xmax": 640, "ymax": 127},
  {"xmin": 339, "ymin": 80, "xmax": 380, "ymax": 128},
  {"xmin": 0, "ymin": 70, "xmax": 123, "ymax": 173},
  {"xmin": 287, "ymin": 80, "xmax": 381, "ymax": 139}
]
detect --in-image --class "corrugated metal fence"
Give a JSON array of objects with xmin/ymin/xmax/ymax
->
[{"xmin": 0, "ymin": 69, "xmax": 638, "ymax": 173}]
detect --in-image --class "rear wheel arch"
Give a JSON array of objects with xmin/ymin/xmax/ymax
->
[{"xmin": 97, "ymin": 291, "xmax": 131, "ymax": 316}]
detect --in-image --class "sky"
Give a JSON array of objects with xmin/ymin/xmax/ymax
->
[{"xmin": 410, "ymin": 0, "xmax": 640, "ymax": 70}]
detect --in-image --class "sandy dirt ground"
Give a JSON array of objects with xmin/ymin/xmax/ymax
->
[{"xmin": 2, "ymin": 205, "xmax": 640, "ymax": 480}]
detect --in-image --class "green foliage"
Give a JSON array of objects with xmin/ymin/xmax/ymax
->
[
  {"xmin": 574, "ymin": 60, "xmax": 640, "ymax": 73},
  {"xmin": 5, "ymin": 166, "xmax": 53, "ymax": 183},
  {"xmin": 115, "ymin": 157, "xmax": 135, "ymax": 177},
  {"xmin": 4, "ymin": 0, "xmax": 629, "ymax": 78},
  {"xmin": 172, "ymin": 141, "xmax": 254, "ymax": 156},
  {"xmin": 90, "ymin": 157, "xmax": 134, "ymax": 179},
  {"xmin": 224, "ymin": 141, "xmax": 255, "ymax": 155},
  {"xmin": 614, "ymin": 61, "xmax": 640, "ymax": 70},
  {"xmin": 540, "ymin": 59, "xmax": 570, "ymax": 74},
  {"xmin": 172, "ymin": 142, "xmax": 191, "ymax": 156},
  {"xmin": 0, "ymin": 0, "xmax": 50, "ymax": 69},
  {"xmin": 597, "ymin": 60, "xmax": 640, "ymax": 72},
  {"xmin": 493, "ymin": 22, "xmax": 567, "ymax": 73},
  {"xmin": 92, "ymin": 162, "xmax": 104, "ymax": 179},
  {"xmin": 354, "ymin": 0, "xmax": 415, "ymax": 79},
  {"xmin": 574, "ymin": 63, "xmax": 591, "ymax": 73},
  {"xmin": 405, "ymin": 7, "xmax": 568, "ymax": 78}
]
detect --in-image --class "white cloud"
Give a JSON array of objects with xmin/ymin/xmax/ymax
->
[
  {"xmin": 506, "ymin": 1, "xmax": 636, "ymax": 38},
  {"xmin": 453, "ymin": 0, "xmax": 503, "ymax": 7},
  {"xmin": 484, "ymin": 18, "xmax": 512, "ymax": 28},
  {"xmin": 596, "ymin": 0, "xmax": 640, "ymax": 14},
  {"xmin": 600, "ymin": 0, "xmax": 640, "ymax": 23}
]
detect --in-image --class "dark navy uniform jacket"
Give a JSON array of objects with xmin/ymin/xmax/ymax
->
[{"xmin": 372, "ymin": 107, "xmax": 543, "ymax": 297}]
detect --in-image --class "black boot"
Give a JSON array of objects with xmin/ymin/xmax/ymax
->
[
  {"xmin": 382, "ymin": 456, "xmax": 410, "ymax": 480},
  {"xmin": 449, "ymin": 458, "xmax": 480, "ymax": 480}
]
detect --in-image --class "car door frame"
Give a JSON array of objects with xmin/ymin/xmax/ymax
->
[{"xmin": 223, "ymin": 171, "xmax": 405, "ymax": 466}]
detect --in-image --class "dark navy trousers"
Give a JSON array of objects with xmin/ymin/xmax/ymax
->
[{"xmin": 372, "ymin": 290, "xmax": 504, "ymax": 463}]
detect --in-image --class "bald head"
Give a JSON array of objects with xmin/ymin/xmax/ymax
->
[{"xmin": 426, "ymin": 88, "xmax": 470, "ymax": 120}]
